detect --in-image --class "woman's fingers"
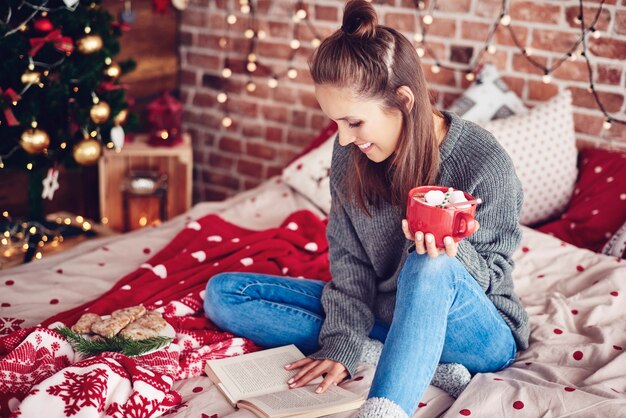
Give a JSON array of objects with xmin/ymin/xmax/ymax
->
[
  {"xmin": 316, "ymin": 367, "xmax": 348, "ymax": 393},
  {"xmin": 414, "ymin": 231, "xmax": 426, "ymax": 254},
  {"xmin": 288, "ymin": 359, "xmax": 320, "ymax": 387},
  {"xmin": 401, "ymin": 219, "xmax": 413, "ymax": 240},
  {"xmin": 425, "ymin": 233, "xmax": 439, "ymax": 258},
  {"xmin": 443, "ymin": 236, "xmax": 458, "ymax": 257},
  {"xmin": 284, "ymin": 357, "xmax": 313, "ymax": 371}
]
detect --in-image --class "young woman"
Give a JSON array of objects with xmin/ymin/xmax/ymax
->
[{"xmin": 204, "ymin": 0, "xmax": 529, "ymax": 416}]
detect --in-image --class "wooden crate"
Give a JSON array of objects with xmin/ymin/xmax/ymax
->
[{"xmin": 98, "ymin": 133, "xmax": 192, "ymax": 232}]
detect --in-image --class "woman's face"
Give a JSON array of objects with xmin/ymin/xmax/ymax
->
[{"xmin": 314, "ymin": 85, "xmax": 403, "ymax": 163}]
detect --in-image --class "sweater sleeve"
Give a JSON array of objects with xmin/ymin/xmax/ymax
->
[
  {"xmin": 454, "ymin": 166, "xmax": 523, "ymax": 294},
  {"xmin": 308, "ymin": 181, "xmax": 378, "ymax": 379}
]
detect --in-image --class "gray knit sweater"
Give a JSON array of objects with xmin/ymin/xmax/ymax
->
[{"xmin": 309, "ymin": 110, "xmax": 530, "ymax": 379}]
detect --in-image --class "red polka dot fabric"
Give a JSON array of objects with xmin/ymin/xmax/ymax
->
[
  {"xmin": 481, "ymin": 90, "xmax": 578, "ymax": 226},
  {"xmin": 538, "ymin": 147, "xmax": 626, "ymax": 254}
]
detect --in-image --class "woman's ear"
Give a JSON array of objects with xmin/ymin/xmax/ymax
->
[{"xmin": 396, "ymin": 86, "xmax": 415, "ymax": 112}]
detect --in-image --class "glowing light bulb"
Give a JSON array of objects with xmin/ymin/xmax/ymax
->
[
  {"xmin": 227, "ymin": 14, "xmax": 237, "ymax": 24},
  {"xmin": 247, "ymin": 62, "xmax": 257, "ymax": 72},
  {"xmin": 500, "ymin": 14, "xmax": 511, "ymax": 26},
  {"xmin": 423, "ymin": 15, "xmax": 433, "ymax": 25},
  {"xmin": 603, "ymin": 120, "xmax": 612, "ymax": 130},
  {"xmin": 240, "ymin": 4, "xmax": 250, "ymax": 13},
  {"xmin": 268, "ymin": 77, "xmax": 279, "ymax": 88},
  {"xmin": 296, "ymin": 9, "xmax": 307, "ymax": 19},
  {"xmin": 542, "ymin": 74, "xmax": 552, "ymax": 84},
  {"xmin": 287, "ymin": 68, "xmax": 298, "ymax": 79},
  {"xmin": 26, "ymin": 163, "xmax": 33, "ymax": 170},
  {"xmin": 568, "ymin": 52, "xmax": 577, "ymax": 62},
  {"xmin": 222, "ymin": 116, "xmax": 233, "ymax": 127},
  {"xmin": 219, "ymin": 37, "xmax": 228, "ymax": 48},
  {"xmin": 525, "ymin": 48, "xmax": 533, "ymax": 56},
  {"xmin": 592, "ymin": 29, "xmax": 601, "ymax": 39},
  {"xmin": 85, "ymin": 26, "xmax": 92, "ymax": 34},
  {"xmin": 431, "ymin": 64, "xmax": 440, "ymax": 74},
  {"xmin": 413, "ymin": 33, "xmax": 423, "ymax": 43},
  {"xmin": 217, "ymin": 92, "xmax": 228, "ymax": 103},
  {"xmin": 311, "ymin": 38, "xmax": 321, "ymax": 48},
  {"xmin": 244, "ymin": 29, "xmax": 255, "ymax": 39},
  {"xmin": 416, "ymin": 47, "xmax": 425, "ymax": 57},
  {"xmin": 574, "ymin": 16, "xmax": 582, "ymax": 24},
  {"xmin": 248, "ymin": 53, "xmax": 257, "ymax": 62},
  {"xmin": 222, "ymin": 67, "xmax": 232, "ymax": 78},
  {"xmin": 487, "ymin": 44, "xmax": 496, "ymax": 54},
  {"xmin": 246, "ymin": 81, "xmax": 257, "ymax": 92},
  {"xmin": 465, "ymin": 72, "xmax": 475, "ymax": 81},
  {"xmin": 258, "ymin": 30, "xmax": 267, "ymax": 39},
  {"xmin": 290, "ymin": 39, "xmax": 300, "ymax": 49}
]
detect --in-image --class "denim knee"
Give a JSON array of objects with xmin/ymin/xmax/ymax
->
[
  {"xmin": 204, "ymin": 272, "xmax": 240, "ymax": 329},
  {"xmin": 400, "ymin": 252, "xmax": 463, "ymax": 284}
]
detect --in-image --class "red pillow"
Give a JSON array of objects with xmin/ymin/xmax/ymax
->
[
  {"xmin": 287, "ymin": 121, "xmax": 337, "ymax": 165},
  {"xmin": 537, "ymin": 147, "xmax": 626, "ymax": 253}
]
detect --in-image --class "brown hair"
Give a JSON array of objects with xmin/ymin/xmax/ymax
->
[{"xmin": 308, "ymin": 0, "xmax": 443, "ymax": 215}]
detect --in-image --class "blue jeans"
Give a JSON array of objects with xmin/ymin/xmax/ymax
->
[{"xmin": 204, "ymin": 252, "xmax": 517, "ymax": 416}]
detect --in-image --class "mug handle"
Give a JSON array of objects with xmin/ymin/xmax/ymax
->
[{"xmin": 453, "ymin": 212, "xmax": 477, "ymax": 240}]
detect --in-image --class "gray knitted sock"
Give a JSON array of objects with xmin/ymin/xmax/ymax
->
[
  {"xmin": 358, "ymin": 338, "xmax": 472, "ymax": 398},
  {"xmin": 355, "ymin": 397, "xmax": 409, "ymax": 418},
  {"xmin": 430, "ymin": 362, "xmax": 471, "ymax": 398}
]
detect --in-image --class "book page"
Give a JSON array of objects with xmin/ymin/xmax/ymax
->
[
  {"xmin": 205, "ymin": 345, "xmax": 322, "ymax": 402},
  {"xmin": 238, "ymin": 384, "xmax": 364, "ymax": 418}
]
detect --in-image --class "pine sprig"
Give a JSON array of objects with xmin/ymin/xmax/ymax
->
[{"xmin": 55, "ymin": 326, "xmax": 172, "ymax": 357}]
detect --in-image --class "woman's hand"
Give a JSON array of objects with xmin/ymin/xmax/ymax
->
[
  {"xmin": 401, "ymin": 219, "xmax": 480, "ymax": 258},
  {"xmin": 284, "ymin": 358, "xmax": 348, "ymax": 394}
]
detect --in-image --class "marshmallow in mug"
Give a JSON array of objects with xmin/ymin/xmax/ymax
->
[{"xmin": 422, "ymin": 189, "xmax": 470, "ymax": 208}]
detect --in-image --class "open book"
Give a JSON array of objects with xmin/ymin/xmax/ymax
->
[{"xmin": 204, "ymin": 344, "xmax": 365, "ymax": 418}]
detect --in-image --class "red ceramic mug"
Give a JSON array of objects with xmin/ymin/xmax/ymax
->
[{"xmin": 406, "ymin": 186, "xmax": 479, "ymax": 248}]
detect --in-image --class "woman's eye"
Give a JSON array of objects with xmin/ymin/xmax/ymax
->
[{"xmin": 348, "ymin": 122, "xmax": 362, "ymax": 128}]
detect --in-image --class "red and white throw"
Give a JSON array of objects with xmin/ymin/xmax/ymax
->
[{"xmin": 0, "ymin": 210, "xmax": 330, "ymax": 418}]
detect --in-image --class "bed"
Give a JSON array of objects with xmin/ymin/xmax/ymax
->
[{"xmin": 1, "ymin": 169, "xmax": 625, "ymax": 417}]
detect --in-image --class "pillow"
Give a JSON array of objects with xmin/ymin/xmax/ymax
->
[
  {"xmin": 447, "ymin": 63, "xmax": 528, "ymax": 124},
  {"xmin": 282, "ymin": 126, "xmax": 336, "ymax": 214},
  {"xmin": 538, "ymin": 147, "xmax": 626, "ymax": 253},
  {"xmin": 481, "ymin": 90, "xmax": 578, "ymax": 226},
  {"xmin": 602, "ymin": 220, "xmax": 626, "ymax": 259}
]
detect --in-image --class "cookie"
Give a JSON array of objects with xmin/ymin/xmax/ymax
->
[
  {"xmin": 112, "ymin": 305, "xmax": 146, "ymax": 322},
  {"xmin": 71, "ymin": 313, "xmax": 101, "ymax": 334},
  {"xmin": 120, "ymin": 322, "xmax": 160, "ymax": 340},
  {"xmin": 133, "ymin": 311, "xmax": 167, "ymax": 330},
  {"xmin": 91, "ymin": 315, "xmax": 132, "ymax": 338}
]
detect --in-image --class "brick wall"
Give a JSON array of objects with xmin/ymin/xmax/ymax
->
[{"xmin": 179, "ymin": 0, "xmax": 626, "ymax": 202}]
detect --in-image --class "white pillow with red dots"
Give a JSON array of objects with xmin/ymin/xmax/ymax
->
[
  {"xmin": 447, "ymin": 63, "xmax": 529, "ymax": 124},
  {"xmin": 481, "ymin": 89, "xmax": 578, "ymax": 226},
  {"xmin": 281, "ymin": 128, "xmax": 337, "ymax": 214}
]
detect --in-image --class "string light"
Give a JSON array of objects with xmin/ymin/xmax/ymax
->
[
  {"xmin": 217, "ymin": 92, "xmax": 228, "ymax": 103},
  {"xmin": 212, "ymin": 0, "xmax": 624, "ymax": 132}
]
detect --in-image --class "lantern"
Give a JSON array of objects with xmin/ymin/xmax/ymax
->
[{"xmin": 122, "ymin": 171, "xmax": 168, "ymax": 231}]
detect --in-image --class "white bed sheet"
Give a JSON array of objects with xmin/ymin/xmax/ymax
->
[{"xmin": 2, "ymin": 176, "xmax": 625, "ymax": 417}]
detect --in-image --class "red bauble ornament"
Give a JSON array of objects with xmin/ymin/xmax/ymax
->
[{"xmin": 34, "ymin": 18, "xmax": 54, "ymax": 33}]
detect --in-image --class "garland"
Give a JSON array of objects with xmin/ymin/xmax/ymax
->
[{"xmin": 55, "ymin": 326, "xmax": 172, "ymax": 357}]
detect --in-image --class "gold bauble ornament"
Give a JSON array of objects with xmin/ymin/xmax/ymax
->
[
  {"xmin": 21, "ymin": 71, "xmax": 41, "ymax": 85},
  {"xmin": 113, "ymin": 108, "xmax": 128, "ymax": 125},
  {"xmin": 20, "ymin": 128, "xmax": 50, "ymax": 154},
  {"xmin": 73, "ymin": 138, "xmax": 102, "ymax": 165},
  {"xmin": 104, "ymin": 62, "xmax": 121, "ymax": 79},
  {"xmin": 77, "ymin": 34, "xmax": 103, "ymax": 54},
  {"xmin": 90, "ymin": 101, "xmax": 111, "ymax": 124}
]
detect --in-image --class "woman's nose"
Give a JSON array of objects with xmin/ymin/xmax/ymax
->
[{"xmin": 337, "ymin": 128, "xmax": 355, "ymax": 146}]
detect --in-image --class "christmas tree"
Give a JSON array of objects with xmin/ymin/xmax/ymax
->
[{"xmin": 0, "ymin": 0, "xmax": 137, "ymax": 219}]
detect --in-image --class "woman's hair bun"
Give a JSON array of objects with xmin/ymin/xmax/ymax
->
[{"xmin": 341, "ymin": 0, "xmax": 378, "ymax": 38}]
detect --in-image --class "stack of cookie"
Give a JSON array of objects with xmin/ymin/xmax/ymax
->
[{"xmin": 71, "ymin": 305, "xmax": 168, "ymax": 340}]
